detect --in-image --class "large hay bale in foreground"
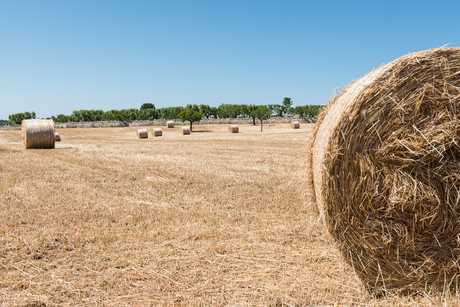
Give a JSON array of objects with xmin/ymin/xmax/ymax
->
[
  {"xmin": 137, "ymin": 129, "xmax": 148, "ymax": 139},
  {"xmin": 153, "ymin": 128, "xmax": 162, "ymax": 137},
  {"xmin": 307, "ymin": 47, "xmax": 460, "ymax": 294},
  {"xmin": 228, "ymin": 125, "xmax": 239, "ymax": 133},
  {"xmin": 181, "ymin": 127, "xmax": 190, "ymax": 135},
  {"xmin": 167, "ymin": 121, "xmax": 174, "ymax": 128},
  {"xmin": 290, "ymin": 121, "xmax": 300, "ymax": 129},
  {"xmin": 22, "ymin": 119, "xmax": 55, "ymax": 149}
]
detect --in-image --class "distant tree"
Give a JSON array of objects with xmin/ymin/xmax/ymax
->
[
  {"xmin": 268, "ymin": 104, "xmax": 283, "ymax": 117},
  {"xmin": 179, "ymin": 109, "xmax": 202, "ymax": 131},
  {"xmin": 241, "ymin": 104, "xmax": 259, "ymax": 125},
  {"xmin": 217, "ymin": 104, "xmax": 244, "ymax": 118},
  {"xmin": 8, "ymin": 111, "xmax": 36, "ymax": 125},
  {"xmin": 140, "ymin": 103, "xmax": 155, "ymax": 110},
  {"xmin": 51, "ymin": 114, "xmax": 71, "ymax": 123},
  {"xmin": 199, "ymin": 104, "xmax": 211, "ymax": 119},
  {"xmin": 209, "ymin": 107, "xmax": 218, "ymax": 118},
  {"xmin": 254, "ymin": 106, "xmax": 271, "ymax": 131},
  {"xmin": 185, "ymin": 104, "xmax": 200, "ymax": 112},
  {"xmin": 282, "ymin": 97, "xmax": 293, "ymax": 115}
]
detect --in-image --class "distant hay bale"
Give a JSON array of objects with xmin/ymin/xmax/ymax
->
[
  {"xmin": 307, "ymin": 47, "xmax": 460, "ymax": 294},
  {"xmin": 153, "ymin": 128, "xmax": 162, "ymax": 137},
  {"xmin": 228, "ymin": 125, "xmax": 239, "ymax": 133},
  {"xmin": 21, "ymin": 119, "xmax": 55, "ymax": 149},
  {"xmin": 181, "ymin": 127, "xmax": 190, "ymax": 135},
  {"xmin": 54, "ymin": 132, "xmax": 61, "ymax": 141},
  {"xmin": 290, "ymin": 121, "xmax": 300, "ymax": 129},
  {"xmin": 167, "ymin": 121, "xmax": 174, "ymax": 128},
  {"xmin": 137, "ymin": 128, "xmax": 148, "ymax": 139}
]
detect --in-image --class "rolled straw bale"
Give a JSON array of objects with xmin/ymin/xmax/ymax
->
[
  {"xmin": 153, "ymin": 128, "xmax": 162, "ymax": 137},
  {"xmin": 181, "ymin": 127, "xmax": 190, "ymax": 135},
  {"xmin": 167, "ymin": 121, "xmax": 174, "ymax": 128},
  {"xmin": 228, "ymin": 125, "xmax": 239, "ymax": 133},
  {"xmin": 137, "ymin": 128, "xmax": 148, "ymax": 139},
  {"xmin": 307, "ymin": 47, "xmax": 460, "ymax": 294},
  {"xmin": 22, "ymin": 119, "xmax": 55, "ymax": 149},
  {"xmin": 290, "ymin": 121, "xmax": 300, "ymax": 129},
  {"xmin": 54, "ymin": 132, "xmax": 61, "ymax": 141}
]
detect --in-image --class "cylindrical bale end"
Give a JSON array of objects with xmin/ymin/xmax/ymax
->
[
  {"xmin": 181, "ymin": 127, "xmax": 190, "ymax": 135},
  {"xmin": 228, "ymin": 125, "xmax": 239, "ymax": 133},
  {"xmin": 290, "ymin": 121, "xmax": 300, "ymax": 129},
  {"xmin": 54, "ymin": 132, "xmax": 61, "ymax": 141},
  {"xmin": 167, "ymin": 121, "xmax": 174, "ymax": 128},
  {"xmin": 137, "ymin": 128, "xmax": 148, "ymax": 139},
  {"xmin": 307, "ymin": 47, "xmax": 460, "ymax": 293},
  {"xmin": 22, "ymin": 119, "xmax": 55, "ymax": 149},
  {"xmin": 153, "ymin": 128, "xmax": 162, "ymax": 137}
]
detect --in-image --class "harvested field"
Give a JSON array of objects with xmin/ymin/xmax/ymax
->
[{"xmin": 0, "ymin": 123, "xmax": 458, "ymax": 306}]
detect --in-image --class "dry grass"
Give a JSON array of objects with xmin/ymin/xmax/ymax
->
[{"xmin": 0, "ymin": 123, "xmax": 459, "ymax": 306}]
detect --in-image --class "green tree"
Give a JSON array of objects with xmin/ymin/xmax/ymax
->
[
  {"xmin": 179, "ymin": 109, "xmax": 202, "ymax": 131},
  {"xmin": 268, "ymin": 104, "xmax": 283, "ymax": 117},
  {"xmin": 8, "ymin": 111, "xmax": 36, "ymax": 125},
  {"xmin": 254, "ymin": 106, "xmax": 271, "ymax": 131},
  {"xmin": 199, "ymin": 104, "xmax": 211, "ymax": 119},
  {"xmin": 140, "ymin": 103, "xmax": 155, "ymax": 110},
  {"xmin": 241, "ymin": 104, "xmax": 259, "ymax": 125},
  {"xmin": 282, "ymin": 97, "xmax": 293, "ymax": 115},
  {"xmin": 209, "ymin": 107, "xmax": 218, "ymax": 118}
]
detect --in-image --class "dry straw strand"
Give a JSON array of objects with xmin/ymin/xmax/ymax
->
[
  {"xmin": 181, "ymin": 127, "xmax": 191, "ymax": 135},
  {"xmin": 22, "ymin": 119, "xmax": 55, "ymax": 149},
  {"xmin": 307, "ymin": 47, "xmax": 460, "ymax": 294},
  {"xmin": 137, "ymin": 128, "xmax": 148, "ymax": 139},
  {"xmin": 167, "ymin": 121, "xmax": 174, "ymax": 128},
  {"xmin": 228, "ymin": 125, "xmax": 239, "ymax": 133},
  {"xmin": 290, "ymin": 121, "xmax": 300, "ymax": 129}
]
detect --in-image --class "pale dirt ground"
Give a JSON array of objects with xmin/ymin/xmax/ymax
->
[{"xmin": 0, "ymin": 123, "xmax": 458, "ymax": 306}]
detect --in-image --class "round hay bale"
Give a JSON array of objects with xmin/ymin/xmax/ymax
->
[
  {"xmin": 153, "ymin": 128, "xmax": 162, "ymax": 137},
  {"xmin": 54, "ymin": 132, "xmax": 61, "ymax": 142},
  {"xmin": 228, "ymin": 125, "xmax": 239, "ymax": 133},
  {"xmin": 167, "ymin": 121, "xmax": 174, "ymax": 128},
  {"xmin": 21, "ymin": 119, "xmax": 55, "ymax": 149},
  {"xmin": 307, "ymin": 47, "xmax": 460, "ymax": 294},
  {"xmin": 181, "ymin": 127, "xmax": 190, "ymax": 135},
  {"xmin": 290, "ymin": 121, "xmax": 300, "ymax": 129},
  {"xmin": 137, "ymin": 128, "xmax": 148, "ymax": 139}
]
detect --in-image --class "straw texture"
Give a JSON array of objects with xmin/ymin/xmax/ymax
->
[
  {"xmin": 21, "ymin": 119, "xmax": 55, "ymax": 149},
  {"xmin": 167, "ymin": 121, "xmax": 174, "ymax": 128},
  {"xmin": 181, "ymin": 127, "xmax": 190, "ymax": 135},
  {"xmin": 228, "ymin": 125, "xmax": 239, "ymax": 133},
  {"xmin": 290, "ymin": 121, "xmax": 300, "ymax": 129},
  {"xmin": 137, "ymin": 129, "xmax": 148, "ymax": 139},
  {"xmin": 153, "ymin": 128, "xmax": 162, "ymax": 137},
  {"xmin": 307, "ymin": 47, "xmax": 460, "ymax": 294}
]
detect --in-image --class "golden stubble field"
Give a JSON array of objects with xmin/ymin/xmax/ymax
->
[{"xmin": 0, "ymin": 123, "xmax": 458, "ymax": 306}]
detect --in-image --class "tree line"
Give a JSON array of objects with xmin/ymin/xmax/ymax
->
[{"xmin": 3, "ymin": 98, "xmax": 322, "ymax": 126}]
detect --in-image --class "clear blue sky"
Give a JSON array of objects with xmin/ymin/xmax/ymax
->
[{"xmin": 1, "ymin": 0, "xmax": 459, "ymax": 120}]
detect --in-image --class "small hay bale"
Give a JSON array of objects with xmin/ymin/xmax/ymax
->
[
  {"xmin": 137, "ymin": 128, "xmax": 148, "ymax": 139},
  {"xmin": 22, "ymin": 119, "xmax": 55, "ymax": 149},
  {"xmin": 167, "ymin": 121, "xmax": 174, "ymax": 128},
  {"xmin": 54, "ymin": 132, "xmax": 61, "ymax": 141},
  {"xmin": 307, "ymin": 47, "xmax": 460, "ymax": 294},
  {"xmin": 181, "ymin": 127, "xmax": 190, "ymax": 135},
  {"xmin": 153, "ymin": 128, "xmax": 162, "ymax": 137},
  {"xmin": 228, "ymin": 125, "xmax": 239, "ymax": 133},
  {"xmin": 290, "ymin": 121, "xmax": 300, "ymax": 129}
]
